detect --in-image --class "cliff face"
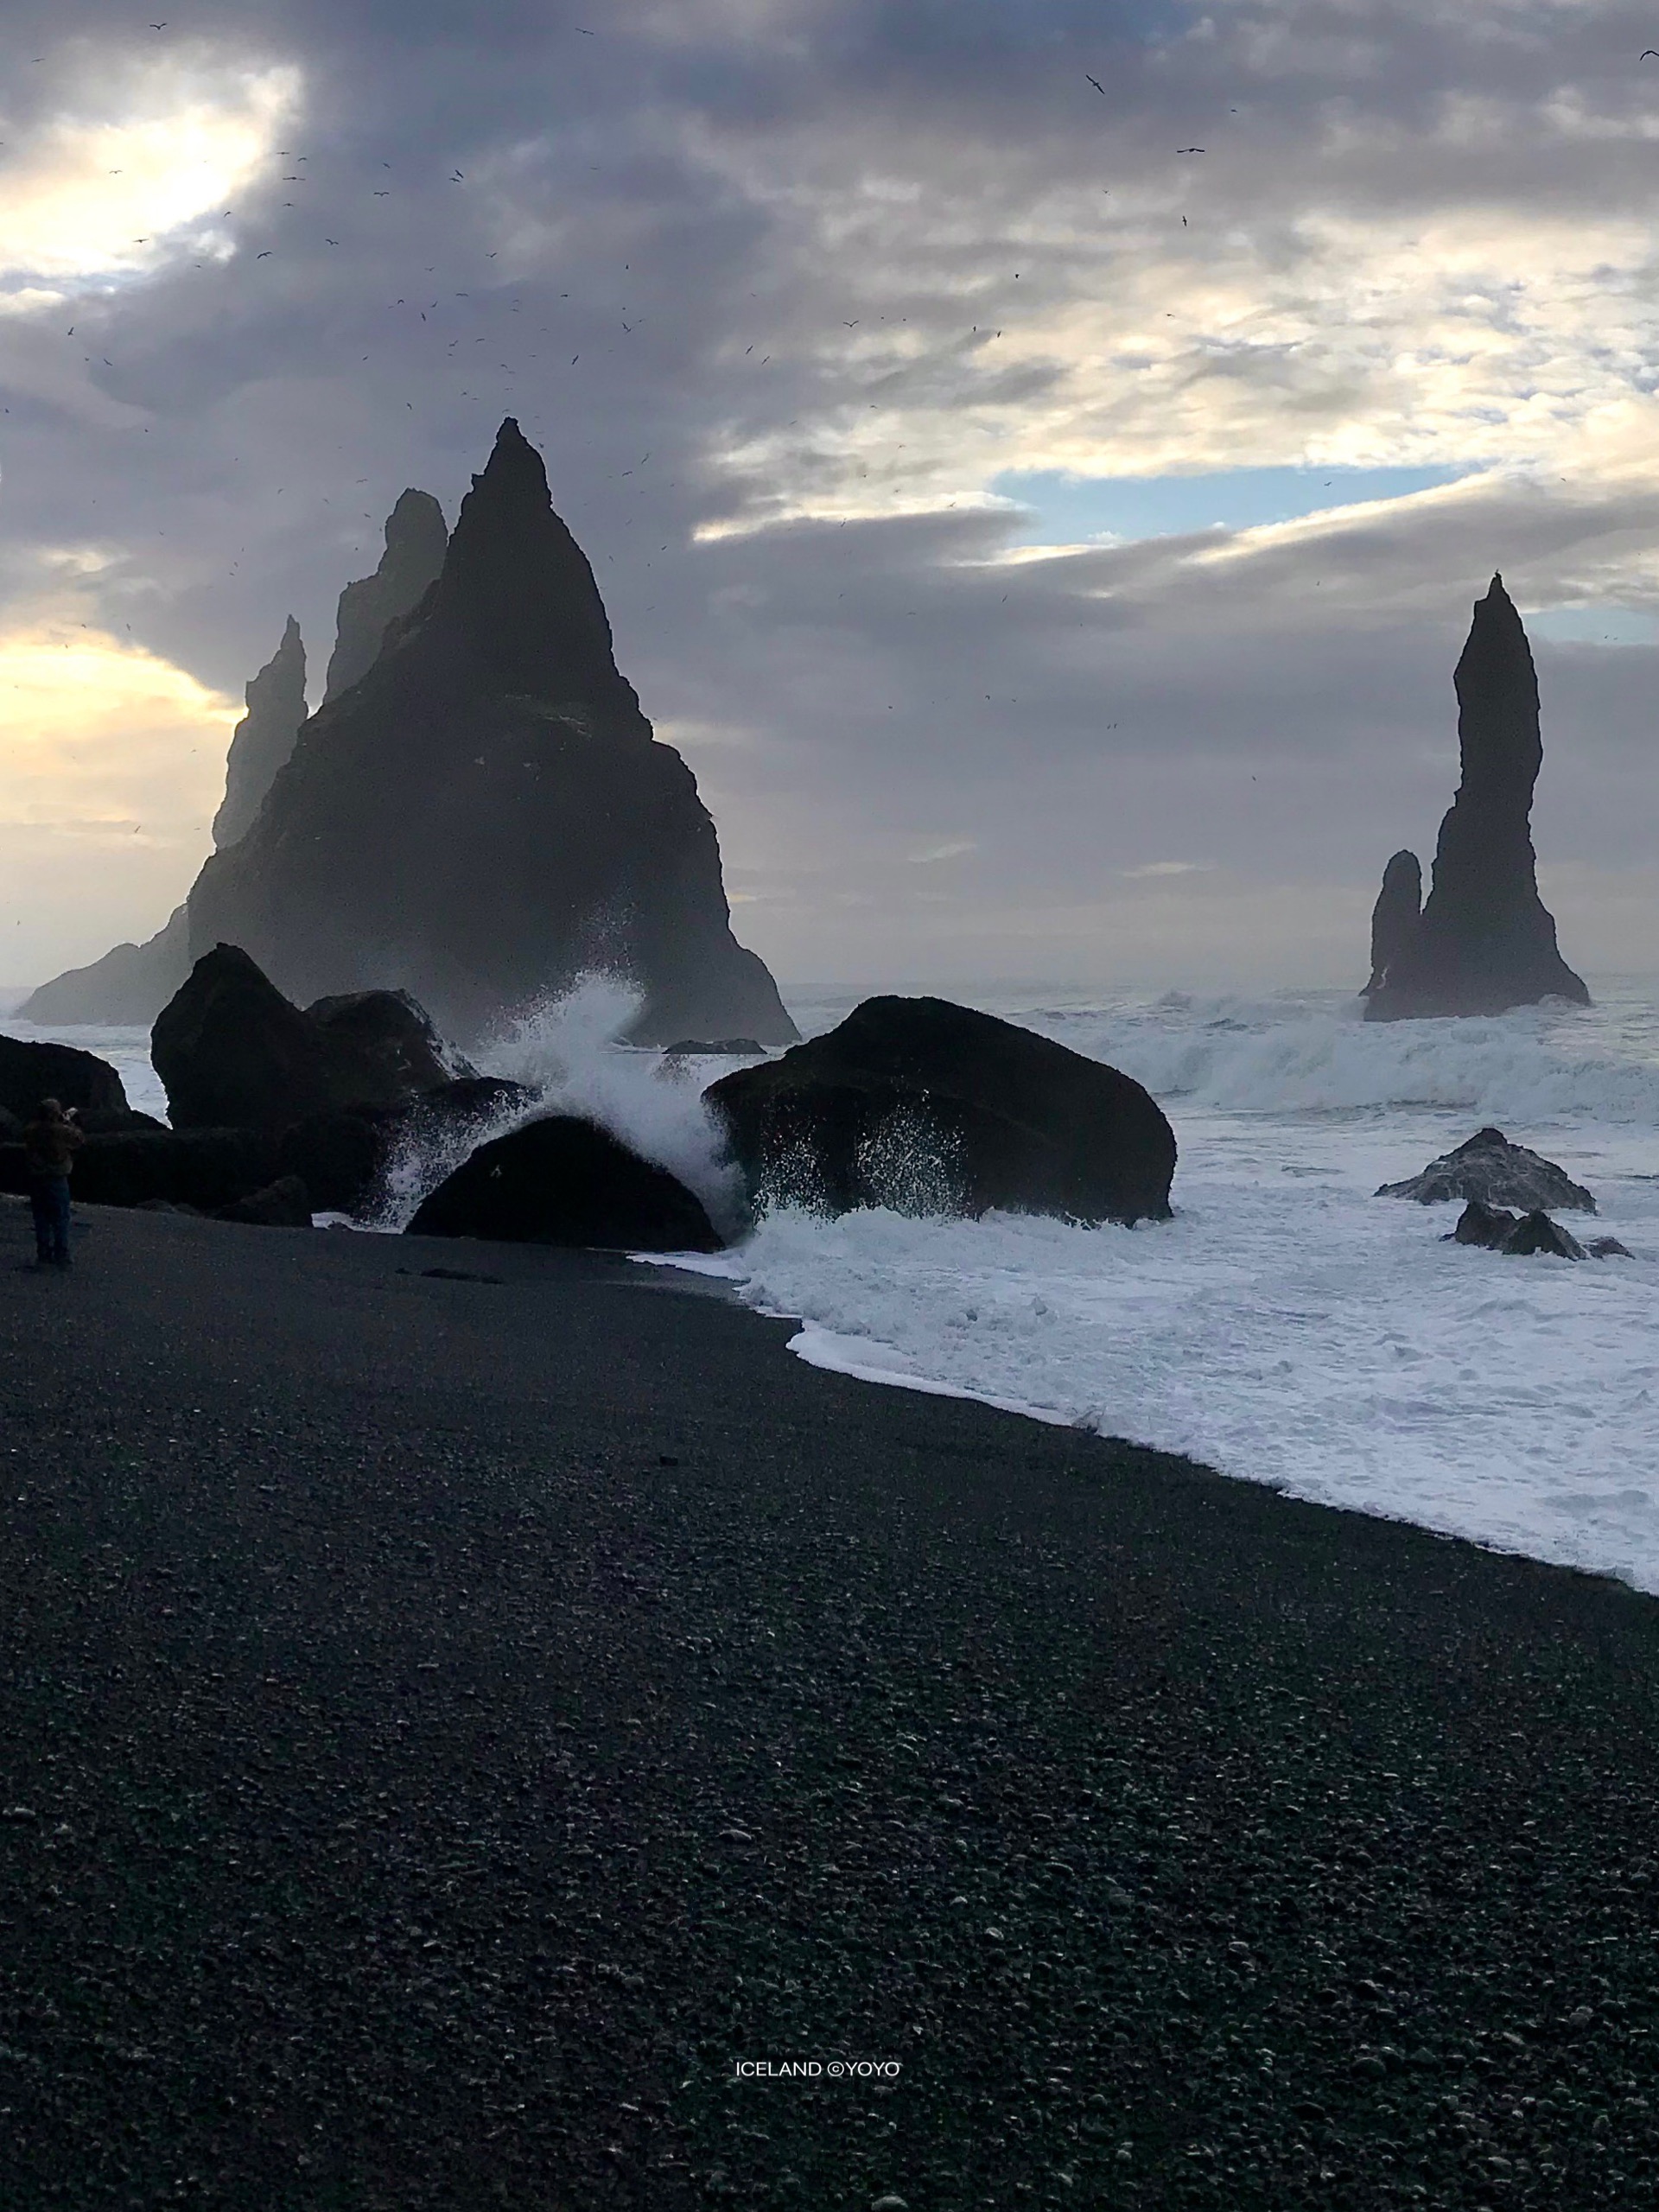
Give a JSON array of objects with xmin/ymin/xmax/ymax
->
[
  {"xmin": 1364, "ymin": 575, "xmax": 1589, "ymax": 1020},
  {"xmin": 322, "ymin": 490, "xmax": 448, "ymax": 703},
  {"xmin": 213, "ymin": 616, "xmax": 308, "ymax": 849},
  {"xmin": 188, "ymin": 419, "xmax": 797, "ymax": 1047}
]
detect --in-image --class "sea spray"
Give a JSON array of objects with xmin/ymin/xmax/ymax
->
[{"xmin": 367, "ymin": 973, "xmax": 752, "ymax": 1232}]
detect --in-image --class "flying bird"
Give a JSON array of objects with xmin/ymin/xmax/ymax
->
[
  {"xmin": 1644, "ymin": 49, "xmax": 1659, "ymax": 58},
  {"xmin": 1177, "ymin": 147, "xmax": 1206, "ymax": 154},
  {"xmin": 257, "ymin": 251, "xmax": 272, "ymax": 257},
  {"xmin": 1084, "ymin": 73, "xmax": 1105, "ymax": 94}
]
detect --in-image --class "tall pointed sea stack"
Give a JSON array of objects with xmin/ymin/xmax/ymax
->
[
  {"xmin": 1363, "ymin": 574, "xmax": 1589, "ymax": 1020},
  {"xmin": 19, "ymin": 614, "xmax": 310, "ymax": 1025},
  {"xmin": 213, "ymin": 615, "xmax": 308, "ymax": 848},
  {"xmin": 187, "ymin": 419, "xmax": 797, "ymax": 1046},
  {"xmin": 323, "ymin": 489, "xmax": 448, "ymax": 702}
]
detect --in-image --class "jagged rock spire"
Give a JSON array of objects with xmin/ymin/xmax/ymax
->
[
  {"xmin": 212, "ymin": 615, "xmax": 308, "ymax": 849},
  {"xmin": 423, "ymin": 417, "xmax": 625, "ymax": 701},
  {"xmin": 184, "ymin": 418, "xmax": 797, "ymax": 1046},
  {"xmin": 1364, "ymin": 575, "xmax": 1589, "ymax": 1019},
  {"xmin": 323, "ymin": 488, "xmax": 448, "ymax": 702}
]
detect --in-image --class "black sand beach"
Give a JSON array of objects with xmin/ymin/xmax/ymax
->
[{"xmin": 3, "ymin": 1199, "xmax": 1656, "ymax": 2210}]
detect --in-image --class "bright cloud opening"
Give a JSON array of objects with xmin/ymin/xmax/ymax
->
[
  {"xmin": 0, "ymin": 611, "xmax": 235, "ymax": 980},
  {"xmin": 0, "ymin": 59, "xmax": 301, "ymax": 294}
]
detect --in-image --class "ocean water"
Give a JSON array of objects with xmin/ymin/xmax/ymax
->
[{"xmin": 4, "ymin": 976, "xmax": 1657, "ymax": 1592}]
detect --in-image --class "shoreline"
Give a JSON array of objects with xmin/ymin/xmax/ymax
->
[{"xmin": 3, "ymin": 1198, "xmax": 1657, "ymax": 2208}]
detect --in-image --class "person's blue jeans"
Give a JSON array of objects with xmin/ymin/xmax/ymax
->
[{"xmin": 29, "ymin": 1176, "xmax": 72, "ymax": 1264}]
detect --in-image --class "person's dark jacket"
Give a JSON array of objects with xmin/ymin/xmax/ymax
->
[{"xmin": 22, "ymin": 1116, "xmax": 84, "ymax": 1177}]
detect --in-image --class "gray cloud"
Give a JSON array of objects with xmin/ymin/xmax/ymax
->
[{"xmin": 3, "ymin": 0, "xmax": 1658, "ymax": 988}]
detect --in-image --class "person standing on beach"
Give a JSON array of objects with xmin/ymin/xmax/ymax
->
[{"xmin": 22, "ymin": 1098, "xmax": 83, "ymax": 1268}]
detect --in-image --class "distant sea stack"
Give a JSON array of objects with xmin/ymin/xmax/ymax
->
[
  {"xmin": 19, "ymin": 614, "xmax": 310, "ymax": 1026},
  {"xmin": 1362, "ymin": 850, "xmax": 1422, "ymax": 1000},
  {"xmin": 187, "ymin": 418, "xmax": 798, "ymax": 1048},
  {"xmin": 21, "ymin": 491, "xmax": 448, "ymax": 1028},
  {"xmin": 213, "ymin": 615, "xmax": 308, "ymax": 848},
  {"xmin": 323, "ymin": 489, "xmax": 448, "ymax": 702},
  {"xmin": 1363, "ymin": 574, "xmax": 1589, "ymax": 1020}
]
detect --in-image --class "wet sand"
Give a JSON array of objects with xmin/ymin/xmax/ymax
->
[{"xmin": 2, "ymin": 1197, "xmax": 1656, "ymax": 2209}]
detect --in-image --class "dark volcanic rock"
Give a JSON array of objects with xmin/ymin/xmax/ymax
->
[
  {"xmin": 152, "ymin": 945, "xmax": 456, "ymax": 1131},
  {"xmin": 322, "ymin": 489, "xmax": 448, "ymax": 702},
  {"xmin": 407, "ymin": 1114, "xmax": 722, "ymax": 1251},
  {"xmin": 1501, "ymin": 1209, "xmax": 1586, "ymax": 1260},
  {"xmin": 278, "ymin": 1076, "xmax": 534, "ymax": 1216},
  {"xmin": 1377, "ymin": 1126, "xmax": 1596, "ymax": 1213},
  {"xmin": 215, "ymin": 1173, "xmax": 313, "ymax": 1227},
  {"xmin": 1586, "ymin": 1234, "xmax": 1634, "ymax": 1258},
  {"xmin": 0, "ymin": 1128, "xmax": 280, "ymax": 1211},
  {"xmin": 0, "ymin": 1033, "xmax": 130, "ymax": 1121},
  {"xmin": 212, "ymin": 615, "xmax": 308, "ymax": 849},
  {"xmin": 185, "ymin": 418, "xmax": 797, "ymax": 1048},
  {"xmin": 707, "ymin": 995, "xmax": 1177, "ymax": 1225},
  {"xmin": 306, "ymin": 989, "xmax": 455, "ymax": 1096},
  {"xmin": 1365, "ymin": 575, "xmax": 1589, "ymax": 1019},
  {"xmin": 1445, "ymin": 1198, "xmax": 1520, "ymax": 1248},
  {"xmin": 16, "ymin": 903, "xmax": 190, "ymax": 1027},
  {"xmin": 1363, "ymin": 849, "xmax": 1422, "ymax": 997}
]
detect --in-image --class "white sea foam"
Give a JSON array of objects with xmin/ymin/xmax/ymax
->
[{"xmin": 9, "ymin": 975, "xmax": 1659, "ymax": 1590}]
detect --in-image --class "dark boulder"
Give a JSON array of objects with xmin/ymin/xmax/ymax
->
[
  {"xmin": 1586, "ymin": 1235, "xmax": 1633, "ymax": 1259},
  {"xmin": 278, "ymin": 1076, "xmax": 533, "ymax": 1215},
  {"xmin": 0, "ymin": 1035, "xmax": 130, "ymax": 1122},
  {"xmin": 152, "ymin": 945, "xmax": 458, "ymax": 1131},
  {"xmin": 0, "ymin": 1128, "xmax": 280, "ymax": 1211},
  {"xmin": 1363, "ymin": 850, "xmax": 1422, "ymax": 997},
  {"xmin": 1501, "ymin": 1210, "xmax": 1586, "ymax": 1260},
  {"xmin": 216, "ymin": 1174, "xmax": 313, "ymax": 1228},
  {"xmin": 1445, "ymin": 1198, "xmax": 1520, "ymax": 1248},
  {"xmin": 306, "ymin": 989, "xmax": 458, "ymax": 1095},
  {"xmin": 1365, "ymin": 575, "xmax": 1589, "ymax": 1019},
  {"xmin": 406, "ymin": 1114, "xmax": 721, "ymax": 1252},
  {"xmin": 212, "ymin": 616, "xmax": 308, "ymax": 849},
  {"xmin": 706, "ymin": 995, "xmax": 1177, "ymax": 1225},
  {"xmin": 185, "ymin": 419, "xmax": 797, "ymax": 1049},
  {"xmin": 1376, "ymin": 1127, "xmax": 1595, "ymax": 1213},
  {"xmin": 323, "ymin": 489, "xmax": 448, "ymax": 702}
]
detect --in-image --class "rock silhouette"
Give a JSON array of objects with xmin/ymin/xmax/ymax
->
[
  {"xmin": 187, "ymin": 419, "xmax": 797, "ymax": 1047},
  {"xmin": 0, "ymin": 1035, "xmax": 131, "ymax": 1123},
  {"xmin": 213, "ymin": 615, "xmax": 308, "ymax": 848},
  {"xmin": 323, "ymin": 489, "xmax": 448, "ymax": 702},
  {"xmin": 1363, "ymin": 850, "xmax": 1422, "ymax": 998},
  {"xmin": 152, "ymin": 945, "xmax": 454, "ymax": 1131},
  {"xmin": 1364, "ymin": 575, "xmax": 1589, "ymax": 1019},
  {"xmin": 707, "ymin": 996, "xmax": 1177, "ymax": 1226},
  {"xmin": 407, "ymin": 1114, "xmax": 722, "ymax": 1251}
]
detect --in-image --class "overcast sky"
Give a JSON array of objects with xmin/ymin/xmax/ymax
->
[{"xmin": 3, "ymin": 0, "xmax": 1659, "ymax": 996}]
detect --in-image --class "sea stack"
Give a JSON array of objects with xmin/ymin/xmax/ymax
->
[
  {"xmin": 323, "ymin": 489, "xmax": 448, "ymax": 702},
  {"xmin": 213, "ymin": 616, "xmax": 308, "ymax": 848},
  {"xmin": 186, "ymin": 418, "xmax": 798, "ymax": 1047},
  {"xmin": 1363, "ymin": 574, "xmax": 1589, "ymax": 1020},
  {"xmin": 1362, "ymin": 850, "xmax": 1422, "ymax": 999}
]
